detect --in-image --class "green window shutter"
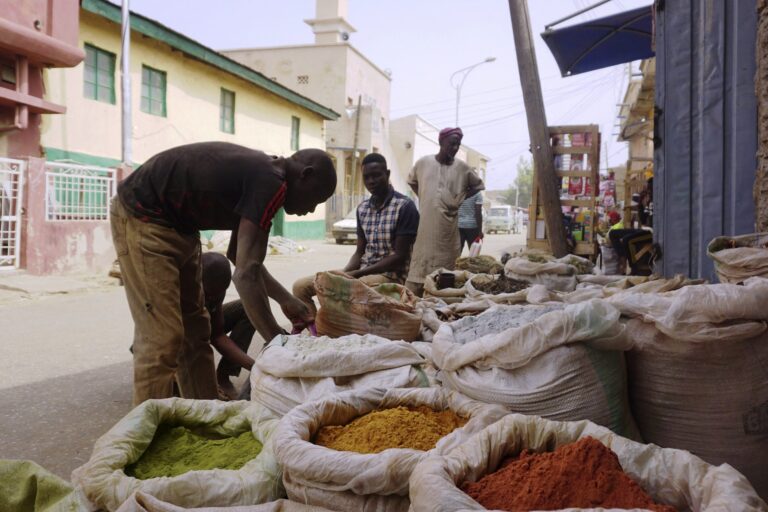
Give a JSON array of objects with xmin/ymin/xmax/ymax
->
[
  {"xmin": 141, "ymin": 65, "xmax": 167, "ymax": 116},
  {"xmin": 291, "ymin": 116, "xmax": 300, "ymax": 151},
  {"xmin": 220, "ymin": 88, "xmax": 235, "ymax": 134},
  {"xmin": 83, "ymin": 44, "xmax": 115, "ymax": 104}
]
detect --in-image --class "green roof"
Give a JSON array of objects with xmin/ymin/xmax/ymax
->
[{"xmin": 82, "ymin": 0, "xmax": 339, "ymax": 120}]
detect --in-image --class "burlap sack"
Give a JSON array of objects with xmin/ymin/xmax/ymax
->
[
  {"xmin": 314, "ymin": 271, "xmax": 421, "ymax": 341},
  {"xmin": 408, "ymin": 414, "xmax": 767, "ymax": 511},
  {"xmin": 271, "ymin": 388, "xmax": 508, "ymax": 512},
  {"xmin": 71, "ymin": 399, "xmax": 282, "ymax": 511},
  {"xmin": 116, "ymin": 492, "xmax": 332, "ymax": 512},
  {"xmin": 422, "ymin": 269, "xmax": 474, "ymax": 304},
  {"xmin": 610, "ymin": 278, "xmax": 768, "ymax": 500},
  {"xmin": 707, "ymin": 232, "xmax": 768, "ymax": 283}
]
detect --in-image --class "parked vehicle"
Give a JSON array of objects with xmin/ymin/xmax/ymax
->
[
  {"xmin": 486, "ymin": 205, "xmax": 514, "ymax": 234},
  {"xmin": 332, "ymin": 210, "xmax": 357, "ymax": 244}
]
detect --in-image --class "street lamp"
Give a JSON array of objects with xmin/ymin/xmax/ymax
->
[{"xmin": 450, "ymin": 57, "xmax": 496, "ymax": 126}]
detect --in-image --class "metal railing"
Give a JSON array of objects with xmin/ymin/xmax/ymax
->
[
  {"xmin": 0, "ymin": 157, "xmax": 25, "ymax": 268},
  {"xmin": 44, "ymin": 162, "xmax": 116, "ymax": 221}
]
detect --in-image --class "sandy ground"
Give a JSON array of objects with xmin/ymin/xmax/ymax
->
[{"xmin": 0, "ymin": 232, "xmax": 525, "ymax": 479}]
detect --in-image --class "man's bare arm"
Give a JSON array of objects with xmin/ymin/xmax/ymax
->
[
  {"xmin": 232, "ymin": 218, "xmax": 284, "ymax": 342},
  {"xmin": 348, "ymin": 235, "xmax": 415, "ymax": 278},
  {"xmin": 344, "ymin": 237, "xmax": 366, "ymax": 272}
]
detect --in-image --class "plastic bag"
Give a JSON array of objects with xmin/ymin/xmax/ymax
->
[
  {"xmin": 250, "ymin": 333, "xmax": 430, "ymax": 416},
  {"xmin": 430, "ymin": 300, "xmax": 638, "ymax": 438},
  {"xmin": 271, "ymin": 387, "xmax": 509, "ymax": 512},
  {"xmin": 468, "ymin": 238, "xmax": 482, "ymax": 257},
  {"xmin": 408, "ymin": 414, "xmax": 767, "ymax": 511},
  {"xmin": 314, "ymin": 272, "xmax": 421, "ymax": 341},
  {"xmin": 71, "ymin": 399, "xmax": 283, "ymax": 511}
]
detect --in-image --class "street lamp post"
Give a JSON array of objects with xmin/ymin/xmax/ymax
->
[{"xmin": 450, "ymin": 57, "xmax": 496, "ymax": 126}]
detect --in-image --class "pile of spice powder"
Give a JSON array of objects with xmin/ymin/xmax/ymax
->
[
  {"xmin": 125, "ymin": 425, "xmax": 263, "ymax": 479},
  {"xmin": 462, "ymin": 437, "xmax": 676, "ymax": 512},
  {"xmin": 314, "ymin": 405, "xmax": 468, "ymax": 453}
]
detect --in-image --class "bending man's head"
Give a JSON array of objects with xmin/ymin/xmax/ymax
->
[{"xmin": 283, "ymin": 149, "xmax": 337, "ymax": 216}]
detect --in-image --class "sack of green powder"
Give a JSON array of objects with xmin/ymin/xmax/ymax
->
[
  {"xmin": 0, "ymin": 459, "xmax": 94, "ymax": 512},
  {"xmin": 430, "ymin": 299, "xmax": 639, "ymax": 439},
  {"xmin": 408, "ymin": 413, "xmax": 767, "ymax": 511},
  {"xmin": 250, "ymin": 333, "xmax": 432, "ymax": 416},
  {"xmin": 611, "ymin": 278, "xmax": 768, "ymax": 501},
  {"xmin": 116, "ymin": 491, "xmax": 334, "ymax": 511},
  {"xmin": 707, "ymin": 232, "xmax": 768, "ymax": 283},
  {"xmin": 71, "ymin": 398, "xmax": 283, "ymax": 511},
  {"xmin": 272, "ymin": 387, "xmax": 509, "ymax": 512},
  {"xmin": 314, "ymin": 271, "xmax": 421, "ymax": 341}
]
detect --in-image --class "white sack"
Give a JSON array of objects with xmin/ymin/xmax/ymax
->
[
  {"xmin": 431, "ymin": 300, "xmax": 637, "ymax": 438},
  {"xmin": 250, "ymin": 334, "xmax": 429, "ymax": 416},
  {"xmin": 408, "ymin": 414, "xmax": 767, "ymax": 512},
  {"xmin": 116, "ymin": 492, "xmax": 332, "ymax": 512},
  {"xmin": 504, "ymin": 257, "xmax": 578, "ymax": 292},
  {"xmin": 72, "ymin": 399, "xmax": 282, "ymax": 512},
  {"xmin": 272, "ymin": 387, "xmax": 508, "ymax": 512},
  {"xmin": 423, "ymin": 270, "xmax": 474, "ymax": 303},
  {"xmin": 707, "ymin": 232, "xmax": 768, "ymax": 283}
]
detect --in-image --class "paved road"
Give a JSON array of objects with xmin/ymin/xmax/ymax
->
[{"xmin": 0, "ymin": 232, "xmax": 525, "ymax": 478}]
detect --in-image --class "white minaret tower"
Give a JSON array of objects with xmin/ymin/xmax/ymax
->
[{"xmin": 304, "ymin": 0, "xmax": 357, "ymax": 44}]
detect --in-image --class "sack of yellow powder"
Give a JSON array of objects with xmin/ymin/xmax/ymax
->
[
  {"xmin": 430, "ymin": 299, "xmax": 639, "ymax": 439},
  {"xmin": 272, "ymin": 387, "xmax": 508, "ymax": 512},
  {"xmin": 314, "ymin": 271, "xmax": 422, "ymax": 341},
  {"xmin": 116, "ymin": 491, "xmax": 334, "ymax": 512},
  {"xmin": 409, "ymin": 413, "xmax": 767, "ymax": 511},
  {"xmin": 71, "ymin": 398, "xmax": 283, "ymax": 511},
  {"xmin": 250, "ymin": 333, "xmax": 432, "ymax": 416}
]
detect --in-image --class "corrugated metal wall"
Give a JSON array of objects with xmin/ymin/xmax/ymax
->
[{"xmin": 655, "ymin": 0, "xmax": 757, "ymax": 280}]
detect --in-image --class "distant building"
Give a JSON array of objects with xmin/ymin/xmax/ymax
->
[
  {"xmin": 389, "ymin": 114, "xmax": 489, "ymax": 194},
  {"xmin": 0, "ymin": 0, "xmax": 84, "ymax": 272},
  {"xmin": 3, "ymin": 0, "xmax": 337, "ymax": 275}
]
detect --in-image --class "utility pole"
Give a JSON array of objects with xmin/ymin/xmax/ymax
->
[
  {"xmin": 508, "ymin": 0, "xmax": 569, "ymax": 257},
  {"xmin": 120, "ymin": 0, "xmax": 132, "ymax": 166},
  {"xmin": 348, "ymin": 95, "xmax": 362, "ymax": 213}
]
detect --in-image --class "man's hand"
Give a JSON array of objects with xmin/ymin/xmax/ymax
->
[
  {"xmin": 478, "ymin": 231, "xmax": 485, "ymax": 239},
  {"xmin": 280, "ymin": 295, "xmax": 315, "ymax": 329}
]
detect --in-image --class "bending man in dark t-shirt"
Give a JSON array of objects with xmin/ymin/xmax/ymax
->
[{"xmin": 112, "ymin": 141, "xmax": 336, "ymax": 405}]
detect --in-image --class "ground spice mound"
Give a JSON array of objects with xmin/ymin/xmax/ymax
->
[
  {"xmin": 125, "ymin": 425, "xmax": 263, "ymax": 479},
  {"xmin": 314, "ymin": 405, "xmax": 468, "ymax": 453},
  {"xmin": 462, "ymin": 437, "xmax": 676, "ymax": 512},
  {"xmin": 472, "ymin": 274, "xmax": 528, "ymax": 294}
]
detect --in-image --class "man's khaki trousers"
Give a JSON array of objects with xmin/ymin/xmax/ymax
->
[{"xmin": 110, "ymin": 199, "xmax": 217, "ymax": 405}]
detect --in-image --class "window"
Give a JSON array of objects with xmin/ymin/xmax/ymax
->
[
  {"xmin": 141, "ymin": 65, "xmax": 166, "ymax": 116},
  {"xmin": 296, "ymin": 75, "xmax": 309, "ymax": 85},
  {"xmin": 220, "ymin": 88, "xmax": 235, "ymax": 133},
  {"xmin": 290, "ymin": 116, "xmax": 300, "ymax": 151},
  {"xmin": 83, "ymin": 44, "xmax": 116, "ymax": 104}
]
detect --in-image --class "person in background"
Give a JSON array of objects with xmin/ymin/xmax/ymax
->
[
  {"xmin": 201, "ymin": 252, "xmax": 255, "ymax": 400},
  {"xmin": 458, "ymin": 191, "xmax": 484, "ymax": 252},
  {"xmin": 292, "ymin": 153, "xmax": 419, "ymax": 312},
  {"xmin": 111, "ymin": 141, "xmax": 336, "ymax": 405},
  {"xmin": 405, "ymin": 127, "xmax": 484, "ymax": 296}
]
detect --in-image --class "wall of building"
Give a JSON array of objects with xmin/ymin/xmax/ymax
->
[
  {"xmin": 39, "ymin": 10, "xmax": 328, "ymax": 253},
  {"xmin": 655, "ymin": 0, "xmax": 757, "ymax": 280},
  {"xmin": 756, "ymin": 0, "xmax": 768, "ymax": 232}
]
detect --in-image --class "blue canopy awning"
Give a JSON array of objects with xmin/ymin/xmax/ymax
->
[{"xmin": 541, "ymin": 5, "xmax": 655, "ymax": 77}]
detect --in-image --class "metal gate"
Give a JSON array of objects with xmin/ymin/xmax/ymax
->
[{"xmin": 0, "ymin": 157, "xmax": 25, "ymax": 269}]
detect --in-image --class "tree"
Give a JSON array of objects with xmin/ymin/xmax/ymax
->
[{"xmin": 500, "ymin": 156, "xmax": 533, "ymax": 209}]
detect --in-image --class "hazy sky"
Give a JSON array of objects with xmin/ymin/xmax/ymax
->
[{"xmin": 125, "ymin": 0, "xmax": 650, "ymax": 190}]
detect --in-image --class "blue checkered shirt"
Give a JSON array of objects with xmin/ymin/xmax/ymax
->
[{"xmin": 356, "ymin": 187, "xmax": 419, "ymax": 282}]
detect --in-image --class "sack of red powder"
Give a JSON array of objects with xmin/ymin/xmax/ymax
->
[
  {"xmin": 609, "ymin": 277, "xmax": 768, "ymax": 501},
  {"xmin": 430, "ymin": 299, "xmax": 640, "ymax": 439},
  {"xmin": 409, "ymin": 414, "xmax": 767, "ymax": 511},
  {"xmin": 271, "ymin": 387, "xmax": 508, "ymax": 512}
]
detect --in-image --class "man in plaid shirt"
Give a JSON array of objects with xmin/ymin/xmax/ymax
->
[{"xmin": 293, "ymin": 153, "xmax": 419, "ymax": 312}]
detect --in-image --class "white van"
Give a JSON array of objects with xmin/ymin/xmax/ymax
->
[{"xmin": 486, "ymin": 204, "xmax": 514, "ymax": 234}]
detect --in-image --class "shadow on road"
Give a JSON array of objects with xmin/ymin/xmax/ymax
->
[{"xmin": 0, "ymin": 361, "xmax": 132, "ymax": 479}]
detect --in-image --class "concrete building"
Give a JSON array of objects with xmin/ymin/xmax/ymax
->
[
  {"xmin": 223, "ymin": 0, "xmax": 407, "ymax": 226},
  {"xmin": 389, "ymin": 114, "xmax": 489, "ymax": 189},
  {"xmin": 5, "ymin": 0, "xmax": 337, "ymax": 275},
  {"xmin": 0, "ymin": 0, "xmax": 84, "ymax": 272}
]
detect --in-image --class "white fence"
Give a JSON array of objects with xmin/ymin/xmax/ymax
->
[
  {"xmin": 0, "ymin": 157, "xmax": 25, "ymax": 268},
  {"xmin": 45, "ymin": 162, "xmax": 116, "ymax": 221}
]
